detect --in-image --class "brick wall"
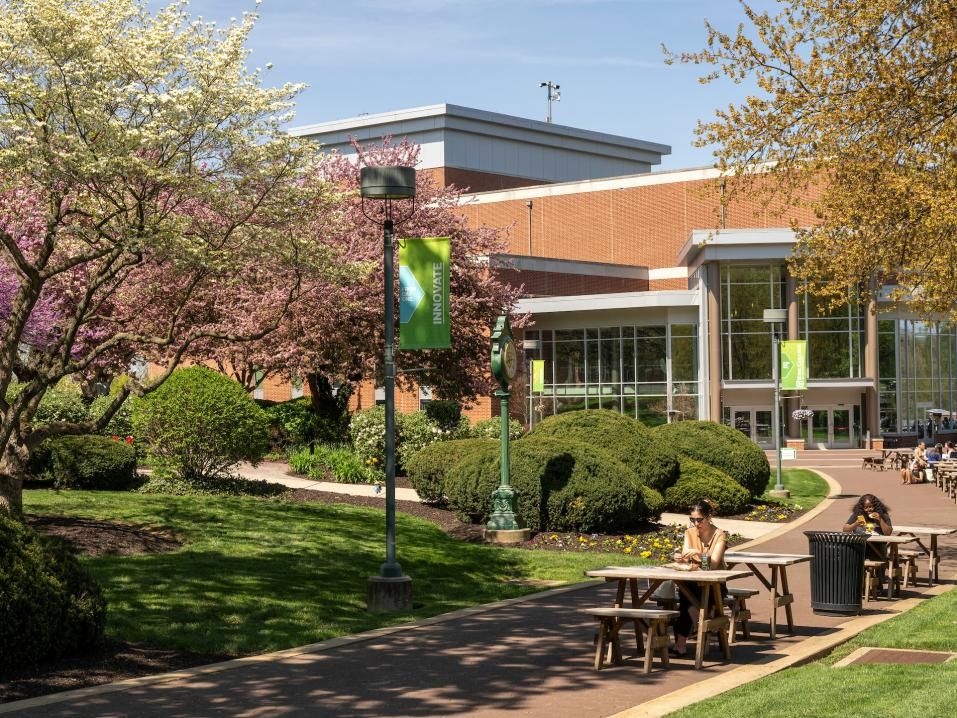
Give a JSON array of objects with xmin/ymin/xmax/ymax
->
[
  {"xmin": 496, "ymin": 268, "xmax": 647, "ymax": 296},
  {"xmin": 460, "ymin": 175, "xmax": 819, "ymax": 268}
]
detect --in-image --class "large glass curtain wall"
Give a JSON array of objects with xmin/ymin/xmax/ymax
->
[
  {"xmin": 525, "ymin": 324, "xmax": 699, "ymax": 426},
  {"xmin": 798, "ymin": 292, "xmax": 864, "ymax": 378},
  {"xmin": 720, "ymin": 266, "xmax": 786, "ymax": 380},
  {"xmin": 878, "ymin": 319, "xmax": 957, "ymax": 435}
]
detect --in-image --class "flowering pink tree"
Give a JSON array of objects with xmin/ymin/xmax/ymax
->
[
  {"xmin": 208, "ymin": 140, "xmax": 523, "ymax": 428},
  {"xmin": 0, "ymin": 1, "xmax": 341, "ymax": 513}
]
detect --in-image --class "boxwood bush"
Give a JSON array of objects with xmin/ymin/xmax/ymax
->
[
  {"xmin": 653, "ymin": 420, "xmax": 771, "ymax": 497},
  {"xmin": 528, "ymin": 410, "xmax": 680, "ymax": 491},
  {"xmin": 0, "ymin": 512, "xmax": 106, "ymax": 672},
  {"xmin": 444, "ymin": 435, "xmax": 652, "ymax": 532},
  {"xmin": 405, "ymin": 438, "xmax": 498, "ymax": 504},
  {"xmin": 663, "ymin": 457, "xmax": 750, "ymax": 516},
  {"xmin": 132, "ymin": 366, "xmax": 269, "ymax": 481},
  {"xmin": 43, "ymin": 435, "xmax": 139, "ymax": 490}
]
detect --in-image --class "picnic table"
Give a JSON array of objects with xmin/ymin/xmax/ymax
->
[
  {"xmin": 585, "ymin": 565, "xmax": 751, "ymax": 669},
  {"xmin": 893, "ymin": 525, "xmax": 957, "ymax": 585},
  {"xmin": 865, "ymin": 534, "xmax": 919, "ymax": 599},
  {"xmin": 723, "ymin": 551, "xmax": 813, "ymax": 639}
]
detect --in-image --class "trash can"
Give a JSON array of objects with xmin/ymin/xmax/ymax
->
[{"xmin": 804, "ymin": 531, "xmax": 867, "ymax": 615}]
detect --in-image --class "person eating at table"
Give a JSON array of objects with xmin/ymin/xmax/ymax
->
[
  {"xmin": 843, "ymin": 494, "xmax": 892, "ymax": 535},
  {"xmin": 670, "ymin": 499, "xmax": 727, "ymax": 658}
]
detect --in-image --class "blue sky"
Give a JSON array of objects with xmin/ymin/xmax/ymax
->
[{"xmin": 180, "ymin": 0, "xmax": 775, "ymax": 170}]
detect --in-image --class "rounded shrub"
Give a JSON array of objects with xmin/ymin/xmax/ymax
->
[
  {"xmin": 44, "ymin": 435, "xmax": 138, "ymax": 490},
  {"xmin": 264, "ymin": 398, "xmax": 320, "ymax": 449},
  {"xmin": 653, "ymin": 420, "xmax": 771, "ymax": 497},
  {"xmin": 0, "ymin": 512, "xmax": 106, "ymax": 672},
  {"xmin": 528, "ymin": 410, "xmax": 680, "ymax": 491},
  {"xmin": 469, "ymin": 416, "xmax": 524, "ymax": 441},
  {"xmin": 405, "ymin": 438, "xmax": 498, "ymax": 504},
  {"xmin": 663, "ymin": 457, "xmax": 750, "ymax": 516},
  {"xmin": 641, "ymin": 485, "xmax": 665, "ymax": 520},
  {"xmin": 132, "ymin": 366, "xmax": 269, "ymax": 481},
  {"xmin": 444, "ymin": 435, "xmax": 652, "ymax": 532}
]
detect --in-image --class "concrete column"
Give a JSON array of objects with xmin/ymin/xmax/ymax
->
[
  {"xmin": 707, "ymin": 263, "xmax": 722, "ymax": 422},
  {"xmin": 786, "ymin": 275, "xmax": 801, "ymax": 440},
  {"xmin": 864, "ymin": 296, "xmax": 880, "ymax": 448}
]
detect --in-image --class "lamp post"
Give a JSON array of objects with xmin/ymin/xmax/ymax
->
[
  {"xmin": 763, "ymin": 308, "xmax": 790, "ymax": 498},
  {"xmin": 360, "ymin": 166, "xmax": 416, "ymax": 612}
]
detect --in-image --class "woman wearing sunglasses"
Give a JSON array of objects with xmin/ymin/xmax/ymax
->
[{"xmin": 670, "ymin": 499, "xmax": 727, "ymax": 657}]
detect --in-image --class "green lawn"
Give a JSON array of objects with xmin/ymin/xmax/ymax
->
[
  {"xmin": 24, "ymin": 489, "xmax": 648, "ymax": 656},
  {"xmin": 761, "ymin": 468, "xmax": 830, "ymax": 509},
  {"xmin": 665, "ymin": 588, "xmax": 957, "ymax": 718}
]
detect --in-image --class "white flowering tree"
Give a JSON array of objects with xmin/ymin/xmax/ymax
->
[{"xmin": 0, "ymin": 0, "xmax": 340, "ymax": 513}]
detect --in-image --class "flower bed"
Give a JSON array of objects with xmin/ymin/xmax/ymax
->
[
  {"xmin": 522, "ymin": 524, "xmax": 746, "ymax": 558},
  {"xmin": 743, "ymin": 502, "xmax": 804, "ymax": 522}
]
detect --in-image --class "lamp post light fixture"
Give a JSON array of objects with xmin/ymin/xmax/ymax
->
[
  {"xmin": 763, "ymin": 308, "xmax": 790, "ymax": 499},
  {"xmin": 360, "ymin": 165, "xmax": 416, "ymax": 612}
]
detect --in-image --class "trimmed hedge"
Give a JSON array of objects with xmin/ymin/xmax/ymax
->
[
  {"xmin": 0, "ymin": 512, "xmax": 106, "ymax": 672},
  {"xmin": 444, "ymin": 435, "xmax": 652, "ymax": 532},
  {"xmin": 405, "ymin": 439, "xmax": 498, "ymax": 504},
  {"xmin": 45, "ymin": 435, "xmax": 139, "ymax": 490},
  {"xmin": 664, "ymin": 457, "xmax": 750, "ymax": 516},
  {"xmin": 528, "ymin": 410, "xmax": 680, "ymax": 491},
  {"xmin": 469, "ymin": 416, "xmax": 524, "ymax": 441},
  {"xmin": 653, "ymin": 420, "xmax": 771, "ymax": 498}
]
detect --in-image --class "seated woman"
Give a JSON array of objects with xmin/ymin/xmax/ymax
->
[
  {"xmin": 842, "ymin": 494, "xmax": 892, "ymax": 535},
  {"xmin": 901, "ymin": 442, "xmax": 928, "ymax": 484},
  {"xmin": 670, "ymin": 499, "xmax": 727, "ymax": 658}
]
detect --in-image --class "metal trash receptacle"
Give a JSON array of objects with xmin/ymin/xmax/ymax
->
[{"xmin": 804, "ymin": 531, "xmax": 867, "ymax": 615}]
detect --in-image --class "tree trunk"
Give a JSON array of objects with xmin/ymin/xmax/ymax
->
[
  {"xmin": 0, "ymin": 471, "xmax": 23, "ymax": 516},
  {"xmin": 306, "ymin": 372, "xmax": 354, "ymax": 443}
]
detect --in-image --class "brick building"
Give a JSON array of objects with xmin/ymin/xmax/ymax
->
[{"xmin": 282, "ymin": 104, "xmax": 957, "ymax": 450}]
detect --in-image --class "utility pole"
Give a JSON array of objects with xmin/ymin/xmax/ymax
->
[{"xmin": 539, "ymin": 81, "xmax": 560, "ymax": 123}]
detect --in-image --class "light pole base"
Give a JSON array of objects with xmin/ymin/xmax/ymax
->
[
  {"xmin": 367, "ymin": 575, "xmax": 413, "ymax": 613},
  {"xmin": 485, "ymin": 528, "xmax": 531, "ymax": 545},
  {"xmin": 768, "ymin": 489, "xmax": 791, "ymax": 499}
]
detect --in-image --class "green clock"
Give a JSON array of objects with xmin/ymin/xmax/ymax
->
[{"xmin": 491, "ymin": 316, "xmax": 516, "ymax": 388}]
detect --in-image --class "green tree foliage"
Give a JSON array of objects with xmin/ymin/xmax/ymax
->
[
  {"xmin": 668, "ymin": 0, "xmax": 957, "ymax": 315},
  {"xmin": 132, "ymin": 366, "xmax": 268, "ymax": 481},
  {"xmin": 529, "ymin": 410, "xmax": 680, "ymax": 491}
]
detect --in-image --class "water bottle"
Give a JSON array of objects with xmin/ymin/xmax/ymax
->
[{"xmin": 700, "ymin": 552, "xmax": 710, "ymax": 571}]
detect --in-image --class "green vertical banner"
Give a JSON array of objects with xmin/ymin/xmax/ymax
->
[
  {"xmin": 531, "ymin": 359, "xmax": 545, "ymax": 392},
  {"xmin": 780, "ymin": 340, "xmax": 807, "ymax": 390},
  {"xmin": 399, "ymin": 237, "xmax": 451, "ymax": 350}
]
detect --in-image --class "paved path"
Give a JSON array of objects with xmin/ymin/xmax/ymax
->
[{"xmin": 7, "ymin": 450, "xmax": 956, "ymax": 717}]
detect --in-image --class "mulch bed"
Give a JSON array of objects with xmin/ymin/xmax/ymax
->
[{"xmin": 25, "ymin": 515, "xmax": 182, "ymax": 556}]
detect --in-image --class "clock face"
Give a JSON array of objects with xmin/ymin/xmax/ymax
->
[{"xmin": 501, "ymin": 337, "xmax": 517, "ymax": 381}]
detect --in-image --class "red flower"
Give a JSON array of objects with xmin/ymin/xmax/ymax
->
[
  {"xmin": 125, "ymin": 436, "xmax": 134, "ymax": 444},
  {"xmin": 111, "ymin": 435, "xmax": 119, "ymax": 441}
]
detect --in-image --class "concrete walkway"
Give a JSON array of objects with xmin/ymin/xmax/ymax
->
[{"xmin": 6, "ymin": 450, "xmax": 956, "ymax": 717}]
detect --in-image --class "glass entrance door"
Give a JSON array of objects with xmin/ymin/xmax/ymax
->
[
  {"xmin": 729, "ymin": 407, "xmax": 774, "ymax": 448},
  {"xmin": 803, "ymin": 407, "xmax": 856, "ymax": 448}
]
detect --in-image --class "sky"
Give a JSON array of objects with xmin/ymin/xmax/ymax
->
[{"xmin": 178, "ymin": 0, "xmax": 776, "ymax": 171}]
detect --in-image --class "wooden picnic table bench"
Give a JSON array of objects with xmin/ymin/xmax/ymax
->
[
  {"xmin": 893, "ymin": 525, "xmax": 957, "ymax": 585},
  {"xmin": 723, "ymin": 551, "xmax": 813, "ymax": 639}
]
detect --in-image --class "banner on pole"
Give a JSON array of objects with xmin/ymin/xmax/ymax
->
[
  {"xmin": 780, "ymin": 340, "xmax": 807, "ymax": 391},
  {"xmin": 399, "ymin": 237, "xmax": 451, "ymax": 350},
  {"xmin": 531, "ymin": 359, "xmax": 545, "ymax": 392}
]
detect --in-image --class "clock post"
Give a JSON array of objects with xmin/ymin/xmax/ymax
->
[{"xmin": 486, "ymin": 316, "xmax": 531, "ymax": 544}]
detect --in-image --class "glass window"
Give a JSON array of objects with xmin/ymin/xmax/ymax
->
[{"xmin": 720, "ymin": 265, "xmax": 786, "ymax": 380}]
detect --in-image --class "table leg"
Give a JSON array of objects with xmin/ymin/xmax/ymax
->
[
  {"xmin": 629, "ymin": 578, "xmax": 643, "ymax": 654},
  {"xmin": 887, "ymin": 544, "xmax": 899, "ymax": 599},
  {"xmin": 713, "ymin": 583, "xmax": 731, "ymax": 659},
  {"xmin": 929, "ymin": 535, "xmax": 939, "ymax": 585},
  {"xmin": 780, "ymin": 566, "xmax": 795, "ymax": 634},
  {"xmin": 769, "ymin": 566, "xmax": 779, "ymax": 640},
  {"xmin": 693, "ymin": 588, "xmax": 708, "ymax": 670}
]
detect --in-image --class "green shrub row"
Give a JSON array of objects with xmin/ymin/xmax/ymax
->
[
  {"xmin": 663, "ymin": 457, "xmax": 750, "ymax": 516},
  {"xmin": 0, "ymin": 513, "xmax": 106, "ymax": 672},
  {"xmin": 404, "ymin": 438, "xmax": 498, "ymax": 504},
  {"xmin": 135, "ymin": 474, "xmax": 289, "ymax": 498}
]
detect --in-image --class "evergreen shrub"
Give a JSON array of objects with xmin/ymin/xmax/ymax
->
[
  {"xmin": 663, "ymin": 457, "xmax": 751, "ymax": 515},
  {"xmin": 0, "ymin": 512, "xmax": 106, "ymax": 672},
  {"xmin": 405, "ymin": 438, "xmax": 498, "ymax": 504},
  {"xmin": 653, "ymin": 420, "xmax": 771, "ymax": 497},
  {"xmin": 469, "ymin": 416, "xmax": 524, "ymax": 441},
  {"xmin": 444, "ymin": 435, "xmax": 652, "ymax": 532},
  {"xmin": 132, "ymin": 366, "xmax": 269, "ymax": 481},
  {"xmin": 528, "ymin": 410, "xmax": 680, "ymax": 491},
  {"xmin": 44, "ymin": 435, "xmax": 138, "ymax": 490}
]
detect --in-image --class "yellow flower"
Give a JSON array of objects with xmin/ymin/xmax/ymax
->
[
  {"xmin": 777, "ymin": 514, "xmax": 787, "ymax": 520},
  {"xmin": 640, "ymin": 551, "xmax": 652, "ymax": 558},
  {"xmin": 624, "ymin": 546, "xmax": 632, "ymax": 554}
]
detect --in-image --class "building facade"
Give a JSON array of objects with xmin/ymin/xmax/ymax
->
[{"xmin": 292, "ymin": 104, "xmax": 957, "ymax": 449}]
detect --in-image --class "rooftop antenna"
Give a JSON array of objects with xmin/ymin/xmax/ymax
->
[{"xmin": 539, "ymin": 81, "xmax": 560, "ymax": 123}]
